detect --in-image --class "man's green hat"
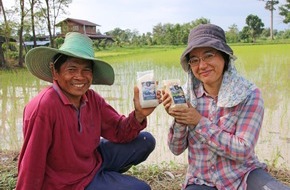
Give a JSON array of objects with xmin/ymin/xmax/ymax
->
[{"xmin": 25, "ymin": 32, "xmax": 114, "ymax": 85}]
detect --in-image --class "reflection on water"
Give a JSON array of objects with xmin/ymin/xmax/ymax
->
[{"xmin": 0, "ymin": 59, "xmax": 289, "ymax": 168}]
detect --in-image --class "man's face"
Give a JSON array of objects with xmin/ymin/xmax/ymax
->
[{"xmin": 52, "ymin": 57, "xmax": 93, "ymax": 106}]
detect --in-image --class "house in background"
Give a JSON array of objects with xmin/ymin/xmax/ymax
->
[
  {"xmin": 23, "ymin": 35, "xmax": 51, "ymax": 51},
  {"xmin": 23, "ymin": 18, "xmax": 114, "ymax": 51},
  {"xmin": 55, "ymin": 18, "xmax": 114, "ymax": 43}
]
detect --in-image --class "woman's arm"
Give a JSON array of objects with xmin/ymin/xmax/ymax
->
[
  {"xmin": 167, "ymin": 122, "xmax": 188, "ymax": 155},
  {"xmin": 194, "ymin": 88, "xmax": 264, "ymax": 161}
]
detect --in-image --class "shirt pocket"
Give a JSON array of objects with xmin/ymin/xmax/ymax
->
[
  {"xmin": 218, "ymin": 112, "xmax": 238, "ymax": 134},
  {"xmin": 188, "ymin": 131, "xmax": 216, "ymax": 161}
]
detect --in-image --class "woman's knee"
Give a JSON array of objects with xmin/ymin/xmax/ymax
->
[{"xmin": 247, "ymin": 168, "xmax": 290, "ymax": 190}]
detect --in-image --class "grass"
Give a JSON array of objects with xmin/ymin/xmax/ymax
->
[{"xmin": 1, "ymin": 150, "xmax": 290, "ymax": 190}]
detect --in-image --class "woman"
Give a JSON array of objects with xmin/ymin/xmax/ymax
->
[{"xmin": 160, "ymin": 24, "xmax": 290, "ymax": 190}]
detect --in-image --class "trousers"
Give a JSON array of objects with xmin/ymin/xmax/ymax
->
[
  {"xmin": 85, "ymin": 131, "xmax": 156, "ymax": 190},
  {"xmin": 185, "ymin": 168, "xmax": 290, "ymax": 190}
]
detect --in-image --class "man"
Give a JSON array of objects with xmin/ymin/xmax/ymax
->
[{"xmin": 16, "ymin": 32, "xmax": 159, "ymax": 190}]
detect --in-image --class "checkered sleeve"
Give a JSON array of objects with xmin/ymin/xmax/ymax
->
[
  {"xmin": 168, "ymin": 120, "xmax": 188, "ymax": 155},
  {"xmin": 194, "ymin": 88, "xmax": 264, "ymax": 161}
]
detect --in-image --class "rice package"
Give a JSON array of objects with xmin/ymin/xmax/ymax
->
[
  {"xmin": 162, "ymin": 79, "xmax": 187, "ymax": 110},
  {"xmin": 137, "ymin": 70, "xmax": 159, "ymax": 108}
]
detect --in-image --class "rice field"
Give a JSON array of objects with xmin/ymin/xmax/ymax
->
[{"xmin": 0, "ymin": 44, "xmax": 289, "ymax": 169}]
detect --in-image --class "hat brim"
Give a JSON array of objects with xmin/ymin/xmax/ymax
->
[
  {"xmin": 25, "ymin": 47, "xmax": 114, "ymax": 85},
  {"xmin": 180, "ymin": 37, "xmax": 236, "ymax": 72}
]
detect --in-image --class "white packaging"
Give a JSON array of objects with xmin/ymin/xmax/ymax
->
[
  {"xmin": 137, "ymin": 70, "xmax": 159, "ymax": 108},
  {"xmin": 162, "ymin": 79, "xmax": 187, "ymax": 110}
]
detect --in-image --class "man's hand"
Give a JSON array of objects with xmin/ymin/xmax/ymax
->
[{"xmin": 133, "ymin": 86, "xmax": 161, "ymax": 123}]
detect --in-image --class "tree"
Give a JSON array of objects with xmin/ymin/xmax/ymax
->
[
  {"xmin": 246, "ymin": 14, "xmax": 265, "ymax": 42},
  {"xmin": 260, "ymin": 0, "xmax": 279, "ymax": 40},
  {"xmin": 145, "ymin": 32, "xmax": 153, "ymax": 46},
  {"xmin": 261, "ymin": 27, "xmax": 271, "ymax": 38},
  {"xmin": 39, "ymin": 0, "xmax": 72, "ymax": 47},
  {"xmin": 152, "ymin": 18, "xmax": 210, "ymax": 46},
  {"xmin": 226, "ymin": 24, "xmax": 240, "ymax": 43},
  {"xmin": 29, "ymin": 0, "xmax": 39, "ymax": 47},
  {"xmin": 0, "ymin": 0, "xmax": 9, "ymax": 67},
  {"xmin": 152, "ymin": 23, "xmax": 166, "ymax": 45},
  {"xmin": 50, "ymin": 0, "xmax": 71, "ymax": 37},
  {"xmin": 18, "ymin": 0, "xmax": 25, "ymax": 67},
  {"xmin": 105, "ymin": 28, "xmax": 135, "ymax": 46},
  {"xmin": 279, "ymin": 0, "xmax": 290, "ymax": 24},
  {"xmin": 44, "ymin": 0, "xmax": 53, "ymax": 47},
  {"xmin": 240, "ymin": 26, "xmax": 251, "ymax": 42}
]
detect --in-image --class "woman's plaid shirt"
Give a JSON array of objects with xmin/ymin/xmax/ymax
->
[{"xmin": 168, "ymin": 85, "xmax": 266, "ymax": 190}]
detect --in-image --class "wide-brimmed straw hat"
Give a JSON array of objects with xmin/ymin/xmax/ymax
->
[
  {"xmin": 180, "ymin": 24, "xmax": 236, "ymax": 71},
  {"xmin": 25, "ymin": 32, "xmax": 114, "ymax": 85}
]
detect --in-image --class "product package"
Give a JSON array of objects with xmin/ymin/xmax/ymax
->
[
  {"xmin": 162, "ymin": 79, "xmax": 187, "ymax": 110},
  {"xmin": 137, "ymin": 70, "xmax": 159, "ymax": 108}
]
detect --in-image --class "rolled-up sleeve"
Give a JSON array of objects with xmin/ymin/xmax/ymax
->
[{"xmin": 168, "ymin": 121, "xmax": 188, "ymax": 155}]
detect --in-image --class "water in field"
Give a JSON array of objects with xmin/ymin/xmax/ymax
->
[{"xmin": 0, "ymin": 45, "xmax": 289, "ymax": 169}]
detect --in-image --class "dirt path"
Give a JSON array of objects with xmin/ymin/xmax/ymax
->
[{"xmin": 1, "ymin": 150, "xmax": 290, "ymax": 190}]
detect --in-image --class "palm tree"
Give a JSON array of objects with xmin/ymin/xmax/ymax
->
[
  {"xmin": 0, "ymin": 0, "xmax": 8, "ymax": 67},
  {"xmin": 260, "ymin": 0, "xmax": 279, "ymax": 40}
]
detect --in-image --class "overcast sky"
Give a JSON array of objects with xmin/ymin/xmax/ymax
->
[{"xmin": 4, "ymin": 0, "xmax": 290, "ymax": 34}]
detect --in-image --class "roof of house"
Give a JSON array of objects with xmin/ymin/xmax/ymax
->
[
  {"xmin": 86, "ymin": 34, "xmax": 114, "ymax": 41},
  {"xmin": 23, "ymin": 41, "xmax": 50, "ymax": 46},
  {"xmin": 56, "ymin": 18, "xmax": 101, "ymax": 27}
]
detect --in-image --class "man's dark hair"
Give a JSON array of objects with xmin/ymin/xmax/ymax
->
[{"xmin": 52, "ymin": 53, "xmax": 69, "ymax": 71}]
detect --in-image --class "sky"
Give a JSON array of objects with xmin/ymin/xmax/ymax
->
[{"xmin": 3, "ymin": 0, "xmax": 290, "ymax": 34}]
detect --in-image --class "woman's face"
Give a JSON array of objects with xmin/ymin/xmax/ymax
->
[
  {"xmin": 52, "ymin": 57, "xmax": 93, "ymax": 106},
  {"xmin": 188, "ymin": 47, "xmax": 225, "ymax": 89}
]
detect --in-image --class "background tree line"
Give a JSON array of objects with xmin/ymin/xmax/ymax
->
[
  {"xmin": 105, "ymin": 14, "xmax": 290, "ymax": 47},
  {"xmin": 0, "ymin": 0, "xmax": 290, "ymax": 68}
]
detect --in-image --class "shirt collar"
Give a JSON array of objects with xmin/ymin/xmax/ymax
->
[{"xmin": 195, "ymin": 83, "xmax": 206, "ymax": 98}]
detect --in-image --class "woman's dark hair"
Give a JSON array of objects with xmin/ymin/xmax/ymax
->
[
  {"xmin": 219, "ymin": 51, "xmax": 230, "ymax": 73},
  {"xmin": 52, "ymin": 53, "xmax": 69, "ymax": 71},
  {"xmin": 185, "ymin": 53, "xmax": 190, "ymax": 63}
]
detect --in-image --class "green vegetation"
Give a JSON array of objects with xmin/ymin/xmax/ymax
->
[
  {"xmin": 97, "ymin": 46, "xmax": 183, "ymax": 66},
  {"xmin": 1, "ymin": 150, "xmax": 289, "ymax": 190},
  {"xmin": 1, "ymin": 44, "xmax": 290, "ymax": 189},
  {"xmin": 2, "ymin": 16, "xmax": 290, "ymax": 69}
]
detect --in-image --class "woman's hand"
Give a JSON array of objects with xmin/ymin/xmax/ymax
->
[
  {"xmin": 133, "ymin": 86, "xmax": 162, "ymax": 123},
  {"xmin": 169, "ymin": 102, "xmax": 202, "ymax": 126},
  {"xmin": 160, "ymin": 90, "xmax": 172, "ymax": 115}
]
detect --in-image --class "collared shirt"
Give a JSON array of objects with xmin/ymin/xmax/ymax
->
[
  {"xmin": 168, "ymin": 61, "xmax": 266, "ymax": 190},
  {"xmin": 16, "ymin": 82, "xmax": 146, "ymax": 190}
]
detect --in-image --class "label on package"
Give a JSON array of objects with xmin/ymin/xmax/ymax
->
[
  {"xmin": 169, "ymin": 85, "xmax": 186, "ymax": 104},
  {"xmin": 141, "ymin": 81, "xmax": 157, "ymax": 100}
]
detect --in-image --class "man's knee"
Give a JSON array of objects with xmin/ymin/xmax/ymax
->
[{"xmin": 139, "ymin": 131, "xmax": 156, "ymax": 152}]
